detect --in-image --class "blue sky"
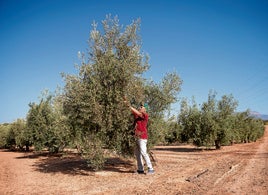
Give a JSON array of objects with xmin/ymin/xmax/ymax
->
[{"xmin": 1, "ymin": 0, "xmax": 267, "ymax": 123}]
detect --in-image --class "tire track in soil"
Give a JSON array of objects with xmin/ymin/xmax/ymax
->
[{"xmin": 206, "ymin": 125, "xmax": 268, "ymax": 195}]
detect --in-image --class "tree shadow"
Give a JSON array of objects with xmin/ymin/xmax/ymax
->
[
  {"xmin": 154, "ymin": 147, "xmax": 200, "ymax": 153},
  {"xmin": 16, "ymin": 151, "xmax": 57, "ymax": 159},
  {"xmin": 234, "ymin": 151, "xmax": 268, "ymax": 159},
  {"xmin": 16, "ymin": 152, "xmax": 134, "ymax": 176},
  {"xmin": 104, "ymin": 157, "xmax": 134, "ymax": 173},
  {"xmin": 1, "ymin": 148, "xmax": 34, "ymax": 153},
  {"xmin": 153, "ymin": 146, "xmax": 215, "ymax": 153}
]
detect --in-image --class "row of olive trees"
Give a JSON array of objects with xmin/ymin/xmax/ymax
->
[
  {"xmin": 0, "ymin": 90, "xmax": 264, "ymax": 152},
  {"xmin": 166, "ymin": 91, "xmax": 264, "ymax": 149},
  {"xmin": 0, "ymin": 93, "xmax": 71, "ymax": 152},
  {"xmin": 0, "ymin": 119, "xmax": 28, "ymax": 150}
]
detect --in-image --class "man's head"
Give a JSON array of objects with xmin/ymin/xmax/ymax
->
[{"xmin": 139, "ymin": 102, "xmax": 149, "ymax": 113}]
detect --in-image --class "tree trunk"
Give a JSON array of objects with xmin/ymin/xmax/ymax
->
[
  {"xmin": 215, "ymin": 140, "xmax": 221, "ymax": 150},
  {"xmin": 26, "ymin": 144, "xmax": 29, "ymax": 152}
]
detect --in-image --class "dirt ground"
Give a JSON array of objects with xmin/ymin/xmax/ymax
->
[{"xmin": 1, "ymin": 126, "xmax": 267, "ymax": 195}]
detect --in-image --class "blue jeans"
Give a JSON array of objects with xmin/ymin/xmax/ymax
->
[{"xmin": 135, "ymin": 139, "xmax": 154, "ymax": 171}]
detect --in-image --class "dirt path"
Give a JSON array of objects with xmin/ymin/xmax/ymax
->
[{"xmin": 1, "ymin": 126, "xmax": 267, "ymax": 195}]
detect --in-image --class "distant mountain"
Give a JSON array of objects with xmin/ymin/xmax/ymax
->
[{"xmin": 250, "ymin": 111, "xmax": 268, "ymax": 121}]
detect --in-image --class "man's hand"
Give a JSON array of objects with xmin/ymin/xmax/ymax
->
[{"xmin": 123, "ymin": 96, "xmax": 130, "ymax": 106}]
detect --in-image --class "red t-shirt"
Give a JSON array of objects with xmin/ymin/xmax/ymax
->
[{"xmin": 133, "ymin": 112, "xmax": 149, "ymax": 139}]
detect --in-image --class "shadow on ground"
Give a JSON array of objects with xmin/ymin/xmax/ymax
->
[
  {"xmin": 153, "ymin": 146, "xmax": 215, "ymax": 153},
  {"xmin": 16, "ymin": 152, "xmax": 134, "ymax": 176}
]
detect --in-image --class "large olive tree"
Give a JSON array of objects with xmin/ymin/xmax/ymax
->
[{"xmin": 62, "ymin": 15, "xmax": 182, "ymax": 169}]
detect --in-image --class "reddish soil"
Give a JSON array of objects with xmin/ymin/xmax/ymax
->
[{"xmin": 1, "ymin": 126, "xmax": 267, "ymax": 195}]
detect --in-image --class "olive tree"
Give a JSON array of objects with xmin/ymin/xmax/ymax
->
[
  {"xmin": 26, "ymin": 94, "xmax": 65, "ymax": 153},
  {"xmin": 144, "ymin": 73, "xmax": 182, "ymax": 145},
  {"xmin": 178, "ymin": 97, "xmax": 202, "ymax": 144},
  {"xmin": 62, "ymin": 15, "xmax": 182, "ymax": 169}
]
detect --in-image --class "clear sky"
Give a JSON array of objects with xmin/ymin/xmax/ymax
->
[{"xmin": 1, "ymin": 0, "xmax": 267, "ymax": 123}]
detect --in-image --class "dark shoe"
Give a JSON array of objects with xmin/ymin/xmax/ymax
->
[{"xmin": 137, "ymin": 170, "xmax": 145, "ymax": 174}]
